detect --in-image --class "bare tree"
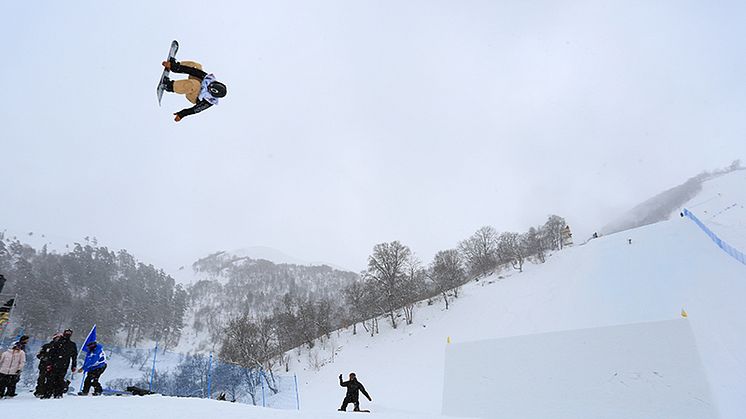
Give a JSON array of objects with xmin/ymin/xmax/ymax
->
[
  {"xmin": 220, "ymin": 314, "xmax": 279, "ymax": 376},
  {"xmin": 498, "ymin": 232, "xmax": 528, "ymax": 272},
  {"xmin": 364, "ymin": 241, "xmax": 413, "ymax": 329},
  {"xmin": 343, "ymin": 281, "xmax": 367, "ymax": 335},
  {"xmin": 429, "ymin": 249, "xmax": 466, "ymax": 310},
  {"xmin": 458, "ymin": 226, "xmax": 499, "ymax": 278},
  {"xmin": 523, "ymin": 226, "xmax": 546, "ymax": 263},
  {"xmin": 401, "ymin": 256, "xmax": 426, "ymax": 325},
  {"xmin": 543, "ymin": 215, "xmax": 568, "ymax": 251}
]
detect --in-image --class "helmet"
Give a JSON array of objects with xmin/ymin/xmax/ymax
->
[{"xmin": 208, "ymin": 81, "xmax": 227, "ymax": 98}]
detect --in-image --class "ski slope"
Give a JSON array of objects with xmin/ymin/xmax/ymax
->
[
  {"xmin": 682, "ymin": 169, "xmax": 746, "ymax": 251},
  {"xmin": 289, "ymin": 170, "xmax": 746, "ymax": 418}
]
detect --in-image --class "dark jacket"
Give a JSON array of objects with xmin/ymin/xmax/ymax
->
[
  {"xmin": 37, "ymin": 342, "xmax": 55, "ymax": 367},
  {"xmin": 340, "ymin": 376, "xmax": 371, "ymax": 401},
  {"xmin": 49, "ymin": 337, "xmax": 77, "ymax": 371}
]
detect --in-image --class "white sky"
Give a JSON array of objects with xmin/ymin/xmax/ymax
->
[{"xmin": 1, "ymin": 0, "xmax": 744, "ymax": 272}]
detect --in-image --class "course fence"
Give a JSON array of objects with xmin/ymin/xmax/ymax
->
[
  {"xmin": 0, "ymin": 336, "xmax": 299, "ymax": 409},
  {"xmin": 682, "ymin": 208, "xmax": 746, "ymax": 266}
]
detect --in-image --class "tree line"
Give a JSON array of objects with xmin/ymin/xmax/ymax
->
[
  {"xmin": 0, "ymin": 234, "xmax": 188, "ymax": 348},
  {"xmin": 220, "ymin": 215, "xmax": 569, "ymax": 375}
]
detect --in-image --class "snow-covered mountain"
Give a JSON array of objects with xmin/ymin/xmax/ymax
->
[{"xmin": 176, "ymin": 250, "xmax": 359, "ymax": 351}]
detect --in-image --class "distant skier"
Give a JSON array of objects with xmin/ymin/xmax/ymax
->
[
  {"xmin": 338, "ymin": 372, "xmax": 372, "ymax": 412},
  {"xmin": 79, "ymin": 340, "xmax": 107, "ymax": 396},
  {"xmin": 161, "ymin": 58, "xmax": 227, "ymax": 122},
  {"xmin": 0, "ymin": 341, "xmax": 26, "ymax": 398}
]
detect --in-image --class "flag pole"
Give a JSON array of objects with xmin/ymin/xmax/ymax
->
[{"xmin": 76, "ymin": 324, "xmax": 97, "ymax": 393}]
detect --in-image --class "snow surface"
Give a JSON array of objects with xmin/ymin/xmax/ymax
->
[
  {"xmin": 1, "ymin": 393, "xmax": 452, "ymax": 419},
  {"xmin": 682, "ymin": 170, "xmax": 746, "ymax": 250},
  {"xmin": 443, "ymin": 319, "xmax": 716, "ymax": 418}
]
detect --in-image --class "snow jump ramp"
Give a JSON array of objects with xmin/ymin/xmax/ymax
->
[{"xmin": 442, "ymin": 319, "xmax": 717, "ymax": 419}]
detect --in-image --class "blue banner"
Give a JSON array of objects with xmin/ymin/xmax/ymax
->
[{"xmin": 682, "ymin": 208, "xmax": 746, "ymax": 266}]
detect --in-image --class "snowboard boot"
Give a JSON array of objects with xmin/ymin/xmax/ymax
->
[{"xmin": 162, "ymin": 77, "xmax": 175, "ymax": 92}]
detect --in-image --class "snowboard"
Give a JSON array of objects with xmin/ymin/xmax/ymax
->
[
  {"xmin": 340, "ymin": 410, "xmax": 370, "ymax": 413},
  {"xmin": 157, "ymin": 40, "xmax": 179, "ymax": 106}
]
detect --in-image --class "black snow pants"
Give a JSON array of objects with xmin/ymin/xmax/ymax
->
[
  {"xmin": 34, "ymin": 364, "xmax": 48, "ymax": 396},
  {"xmin": 82, "ymin": 365, "xmax": 107, "ymax": 395},
  {"xmin": 46, "ymin": 366, "xmax": 67, "ymax": 398},
  {"xmin": 0, "ymin": 373, "xmax": 18, "ymax": 397},
  {"xmin": 340, "ymin": 395, "xmax": 360, "ymax": 411}
]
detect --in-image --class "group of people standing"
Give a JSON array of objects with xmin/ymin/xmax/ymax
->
[{"xmin": 0, "ymin": 329, "xmax": 108, "ymax": 399}]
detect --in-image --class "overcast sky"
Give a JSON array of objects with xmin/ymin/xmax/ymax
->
[{"xmin": 1, "ymin": 0, "xmax": 744, "ymax": 273}]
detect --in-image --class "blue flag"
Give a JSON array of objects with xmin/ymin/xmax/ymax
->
[{"xmin": 82, "ymin": 324, "xmax": 97, "ymax": 351}]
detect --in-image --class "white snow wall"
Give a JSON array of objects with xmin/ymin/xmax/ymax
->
[{"xmin": 442, "ymin": 319, "xmax": 717, "ymax": 419}]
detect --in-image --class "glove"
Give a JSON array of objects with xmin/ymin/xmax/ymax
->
[
  {"xmin": 174, "ymin": 113, "xmax": 182, "ymax": 122},
  {"xmin": 339, "ymin": 374, "xmax": 342, "ymax": 379}
]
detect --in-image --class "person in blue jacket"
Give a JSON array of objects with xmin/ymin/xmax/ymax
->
[{"xmin": 79, "ymin": 341, "xmax": 107, "ymax": 396}]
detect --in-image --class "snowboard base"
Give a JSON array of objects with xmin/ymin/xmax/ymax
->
[{"xmin": 157, "ymin": 40, "xmax": 179, "ymax": 106}]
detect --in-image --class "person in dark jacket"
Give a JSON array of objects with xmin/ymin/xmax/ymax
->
[
  {"xmin": 338, "ymin": 372, "xmax": 372, "ymax": 412},
  {"xmin": 161, "ymin": 58, "xmax": 227, "ymax": 122},
  {"xmin": 79, "ymin": 341, "xmax": 107, "ymax": 396},
  {"xmin": 46, "ymin": 329, "xmax": 78, "ymax": 398},
  {"xmin": 35, "ymin": 333, "xmax": 61, "ymax": 397}
]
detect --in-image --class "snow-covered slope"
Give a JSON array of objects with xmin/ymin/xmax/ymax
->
[
  {"xmin": 1, "ymin": 393, "xmax": 450, "ymax": 419},
  {"xmin": 681, "ymin": 169, "xmax": 746, "ymax": 250},
  {"xmin": 288, "ymin": 170, "xmax": 746, "ymax": 418}
]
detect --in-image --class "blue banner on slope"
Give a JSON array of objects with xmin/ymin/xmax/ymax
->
[{"xmin": 682, "ymin": 208, "xmax": 746, "ymax": 266}]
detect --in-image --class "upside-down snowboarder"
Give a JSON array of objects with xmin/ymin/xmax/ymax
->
[
  {"xmin": 161, "ymin": 57, "xmax": 227, "ymax": 122},
  {"xmin": 338, "ymin": 372, "xmax": 372, "ymax": 412}
]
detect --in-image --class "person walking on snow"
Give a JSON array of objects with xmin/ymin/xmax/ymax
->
[
  {"xmin": 79, "ymin": 340, "xmax": 107, "ymax": 396},
  {"xmin": 338, "ymin": 372, "xmax": 372, "ymax": 412},
  {"xmin": 161, "ymin": 58, "xmax": 227, "ymax": 122},
  {"xmin": 0, "ymin": 342, "xmax": 26, "ymax": 398}
]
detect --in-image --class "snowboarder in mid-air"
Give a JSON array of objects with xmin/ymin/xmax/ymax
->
[
  {"xmin": 160, "ymin": 56, "xmax": 227, "ymax": 122},
  {"xmin": 338, "ymin": 372, "xmax": 372, "ymax": 412}
]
